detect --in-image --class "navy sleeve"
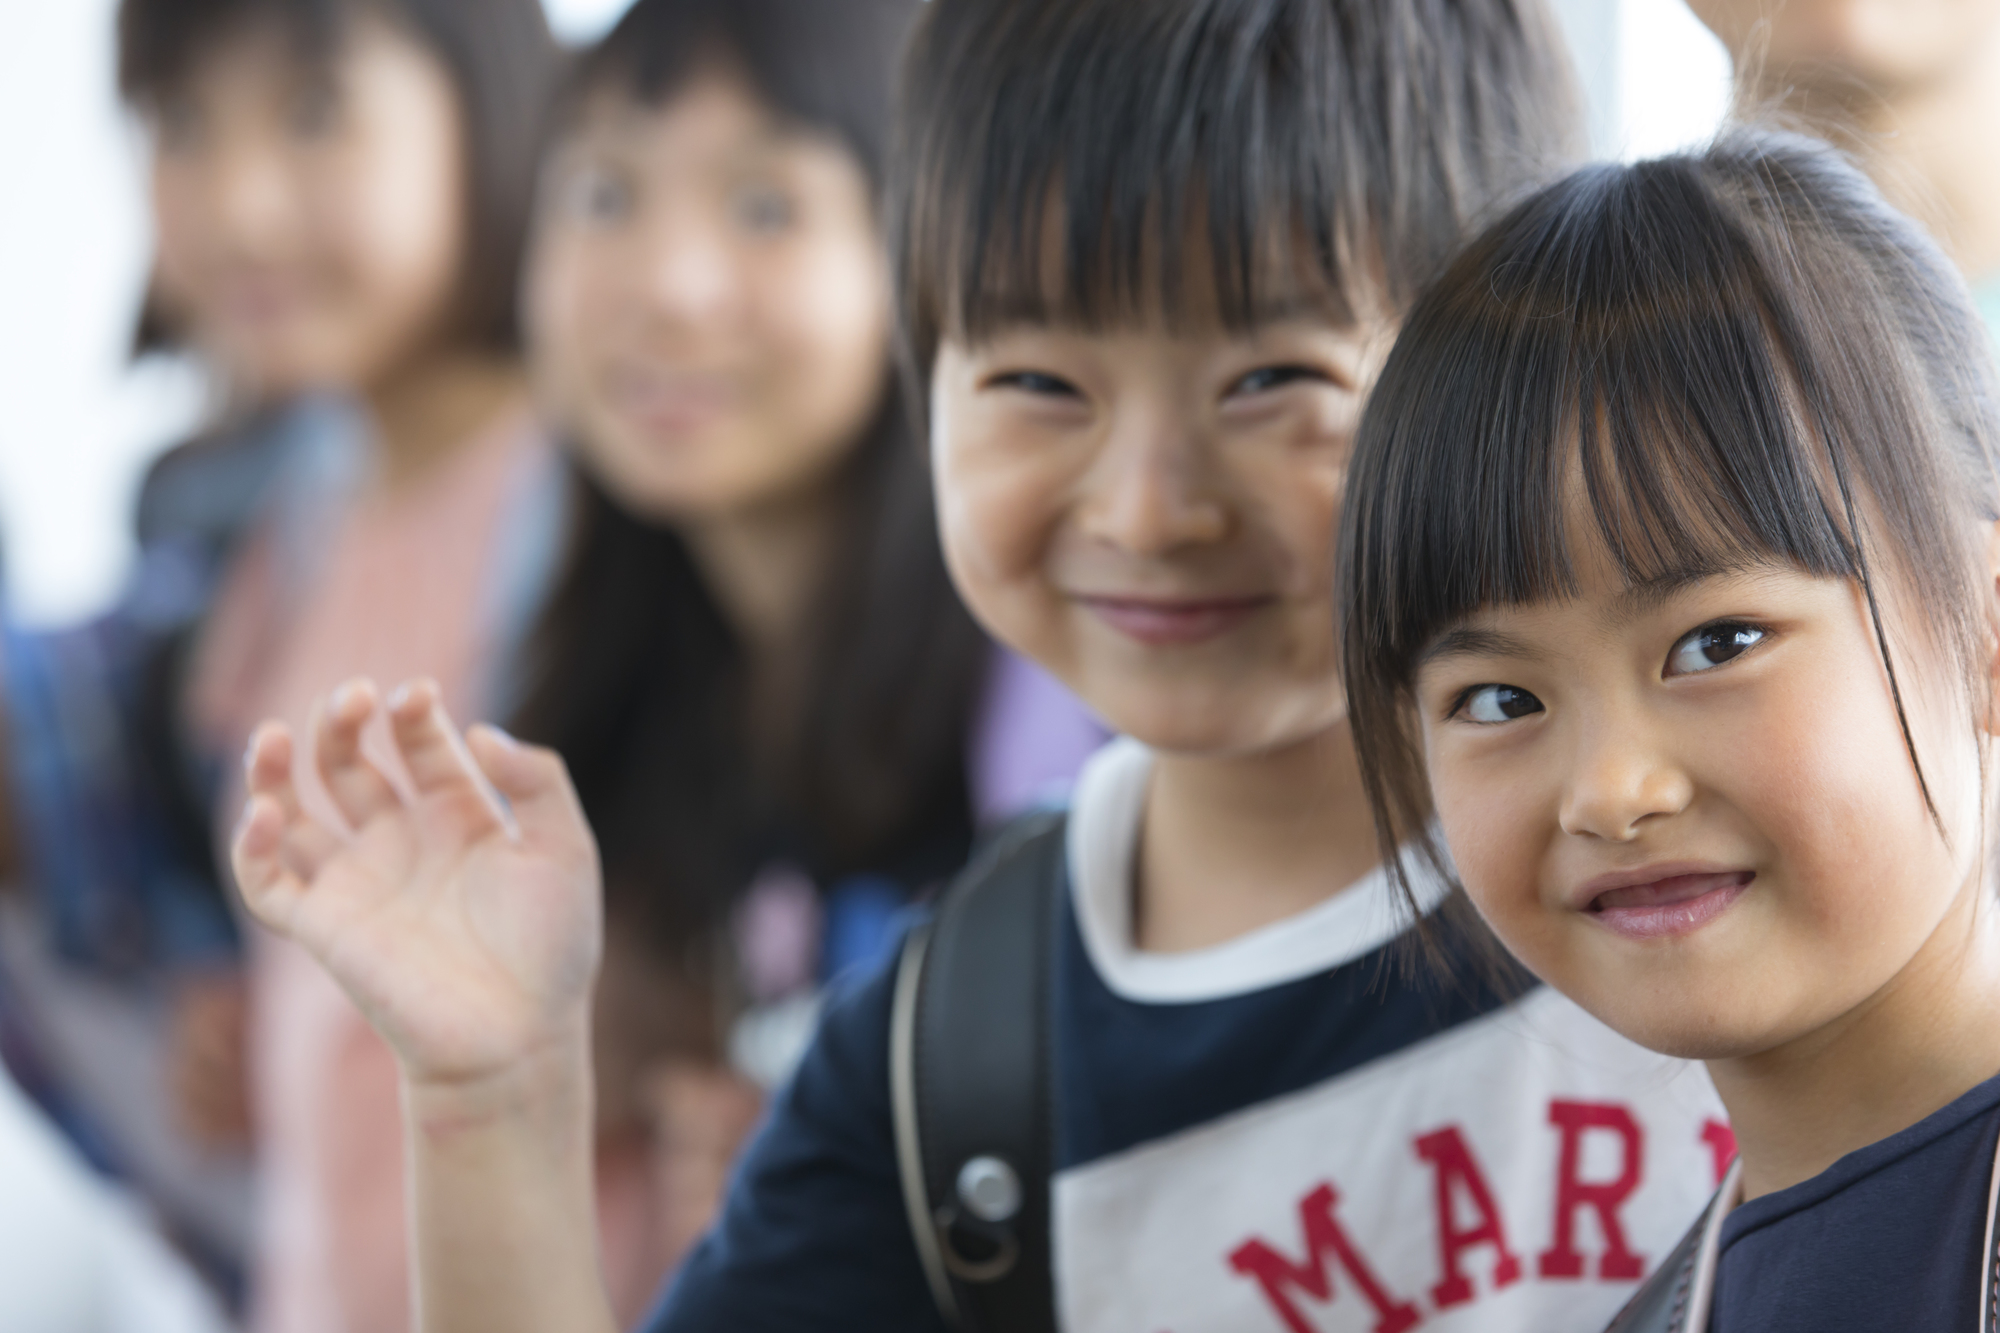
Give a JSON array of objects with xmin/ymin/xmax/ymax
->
[{"xmin": 644, "ymin": 919, "xmax": 949, "ymax": 1333}]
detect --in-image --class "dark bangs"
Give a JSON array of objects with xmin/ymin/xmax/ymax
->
[
  {"xmin": 891, "ymin": 0, "xmax": 1581, "ymax": 381},
  {"xmin": 120, "ymin": 0, "xmax": 344, "ymax": 98},
  {"xmin": 119, "ymin": 0, "xmax": 558, "ymax": 353},
  {"xmin": 1341, "ymin": 131, "xmax": 2000, "ymax": 909},
  {"xmin": 559, "ymin": 0, "xmax": 921, "ymax": 185}
]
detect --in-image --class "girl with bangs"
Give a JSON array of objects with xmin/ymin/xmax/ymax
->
[
  {"xmin": 219, "ymin": 3, "xmax": 1736, "ymax": 1331},
  {"xmin": 1, "ymin": 0, "xmax": 556, "ymax": 1326},
  {"xmin": 1340, "ymin": 132, "xmax": 2000, "ymax": 1328},
  {"xmin": 509, "ymin": 0, "xmax": 1104, "ymax": 1310}
]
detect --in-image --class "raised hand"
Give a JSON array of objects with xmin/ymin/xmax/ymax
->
[{"xmin": 231, "ymin": 678, "xmax": 603, "ymax": 1090}]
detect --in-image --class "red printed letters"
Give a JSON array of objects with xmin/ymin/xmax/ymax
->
[
  {"xmin": 1538, "ymin": 1101, "xmax": 1646, "ymax": 1281},
  {"xmin": 1228, "ymin": 1183, "xmax": 1423, "ymax": 1333},
  {"xmin": 1413, "ymin": 1126, "xmax": 1524, "ymax": 1308}
]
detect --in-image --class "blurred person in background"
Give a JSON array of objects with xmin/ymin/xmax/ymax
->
[
  {"xmin": 1, "ymin": 0, "xmax": 560, "ymax": 1327},
  {"xmin": 0, "ymin": 1060, "xmax": 231, "ymax": 1332},
  {"xmin": 1687, "ymin": 0, "xmax": 2000, "ymax": 331},
  {"xmin": 509, "ymin": 0, "xmax": 1105, "ymax": 1310}
]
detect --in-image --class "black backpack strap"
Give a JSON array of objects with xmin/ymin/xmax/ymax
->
[
  {"xmin": 1981, "ymin": 1116, "xmax": 2000, "ymax": 1333},
  {"xmin": 1602, "ymin": 1156, "xmax": 1738, "ymax": 1333},
  {"xmin": 891, "ymin": 810, "xmax": 1065, "ymax": 1333}
]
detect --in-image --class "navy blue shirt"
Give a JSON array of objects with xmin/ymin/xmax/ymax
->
[
  {"xmin": 647, "ymin": 741, "xmax": 1726, "ymax": 1333},
  {"xmin": 1712, "ymin": 1067, "xmax": 2000, "ymax": 1331}
]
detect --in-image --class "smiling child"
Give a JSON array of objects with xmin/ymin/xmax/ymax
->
[
  {"xmin": 223, "ymin": 3, "xmax": 1733, "ymax": 1332},
  {"xmin": 1342, "ymin": 131, "xmax": 2000, "ymax": 1329}
]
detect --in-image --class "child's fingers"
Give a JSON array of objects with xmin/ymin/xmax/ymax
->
[
  {"xmin": 243, "ymin": 722, "xmax": 301, "ymax": 816},
  {"xmin": 243, "ymin": 720, "xmax": 342, "ymax": 880},
  {"xmin": 467, "ymin": 725, "xmax": 590, "ymax": 856},
  {"xmin": 385, "ymin": 679, "xmax": 509, "ymax": 842},
  {"xmin": 313, "ymin": 679, "xmax": 401, "ymax": 830},
  {"xmin": 232, "ymin": 791, "xmax": 307, "ymax": 931}
]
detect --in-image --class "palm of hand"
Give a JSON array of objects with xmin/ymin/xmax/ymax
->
[
  {"xmin": 234, "ymin": 682, "xmax": 607, "ymax": 1090},
  {"xmin": 289, "ymin": 798, "xmax": 601, "ymax": 1086}
]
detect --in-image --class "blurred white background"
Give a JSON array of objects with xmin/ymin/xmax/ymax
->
[{"xmin": 0, "ymin": 0, "xmax": 1729, "ymax": 629}]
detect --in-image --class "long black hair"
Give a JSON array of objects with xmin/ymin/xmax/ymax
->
[
  {"xmin": 511, "ymin": 0, "xmax": 989, "ymax": 958},
  {"xmin": 1340, "ymin": 131, "xmax": 2000, "ymax": 923}
]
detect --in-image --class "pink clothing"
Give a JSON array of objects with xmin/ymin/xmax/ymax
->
[{"xmin": 191, "ymin": 407, "xmax": 684, "ymax": 1333}]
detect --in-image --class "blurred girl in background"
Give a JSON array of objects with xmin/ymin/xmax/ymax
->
[
  {"xmin": 61, "ymin": 0, "xmax": 558, "ymax": 1327},
  {"xmin": 512, "ymin": 0, "xmax": 1105, "ymax": 1303},
  {"xmin": 1687, "ymin": 0, "xmax": 2000, "ymax": 333}
]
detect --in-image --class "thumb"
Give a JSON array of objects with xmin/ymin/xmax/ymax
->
[{"xmin": 466, "ymin": 725, "xmax": 594, "ymax": 858}]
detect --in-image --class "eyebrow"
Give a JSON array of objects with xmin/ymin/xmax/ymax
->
[
  {"xmin": 1611, "ymin": 564, "xmax": 1735, "ymax": 622},
  {"xmin": 1417, "ymin": 625, "xmax": 1540, "ymax": 668},
  {"xmin": 1417, "ymin": 563, "xmax": 1756, "ymax": 669}
]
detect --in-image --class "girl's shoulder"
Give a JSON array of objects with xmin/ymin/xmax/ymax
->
[{"xmin": 136, "ymin": 396, "xmax": 360, "ymax": 551}]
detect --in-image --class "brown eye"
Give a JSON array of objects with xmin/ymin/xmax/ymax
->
[
  {"xmin": 991, "ymin": 371, "xmax": 1079, "ymax": 398},
  {"xmin": 1228, "ymin": 364, "xmax": 1323, "ymax": 396},
  {"xmin": 732, "ymin": 184, "xmax": 796, "ymax": 235},
  {"xmin": 1459, "ymin": 684, "xmax": 1543, "ymax": 724},
  {"xmin": 1666, "ymin": 623, "xmax": 1764, "ymax": 676},
  {"xmin": 289, "ymin": 82, "xmax": 342, "ymax": 140}
]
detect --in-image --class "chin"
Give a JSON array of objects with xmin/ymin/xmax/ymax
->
[
  {"xmin": 1584, "ymin": 991, "xmax": 1785, "ymax": 1063},
  {"xmin": 1098, "ymin": 688, "xmax": 1334, "ymax": 760}
]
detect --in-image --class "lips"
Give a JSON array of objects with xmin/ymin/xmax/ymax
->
[
  {"xmin": 605, "ymin": 371, "xmax": 741, "ymax": 435},
  {"xmin": 1073, "ymin": 594, "xmax": 1273, "ymax": 646},
  {"xmin": 1577, "ymin": 867, "xmax": 1753, "ymax": 941}
]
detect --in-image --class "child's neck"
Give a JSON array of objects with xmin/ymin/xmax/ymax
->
[
  {"xmin": 1132, "ymin": 720, "xmax": 1379, "ymax": 954},
  {"xmin": 1709, "ymin": 874, "xmax": 2000, "ymax": 1203},
  {"xmin": 363, "ymin": 348, "xmax": 526, "ymax": 492}
]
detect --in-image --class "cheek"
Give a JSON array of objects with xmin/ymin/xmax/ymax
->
[
  {"xmin": 930, "ymin": 409, "xmax": 1071, "ymax": 645},
  {"xmin": 523, "ymin": 240, "xmax": 598, "ymax": 411},
  {"xmin": 311, "ymin": 118, "xmax": 466, "ymax": 355},
  {"xmin": 344, "ymin": 151, "xmax": 462, "ymax": 290},
  {"xmin": 746, "ymin": 237, "xmax": 890, "ymax": 457},
  {"xmin": 1429, "ymin": 744, "xmax": 1552, "ymax": 942},
  {"xmin": 149, "ymin": 167, "xmax": 205, "ymax": 300},
  {"xmin": 1260, "ymin": 438, "xmax": 1345, "ymax": 599},
  {"xmin": 1718, "ymin": 649, "xmax": 1961, "ymax": 940}
]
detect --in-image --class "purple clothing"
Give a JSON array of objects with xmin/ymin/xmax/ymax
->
[{"xmin": 971, "ymin": 647, "xmax": 1109, "ymax": 824}]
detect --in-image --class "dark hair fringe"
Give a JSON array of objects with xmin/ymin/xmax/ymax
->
[
  {"xmin": 117, "ymin": 0, "xmax": 559, "ymax": 355},
  {"xmin": 1339, "ymin": 130, "xmax": 2000, "ymax": 940},
  {"xmin": 890, "ymin": 0, "xmax": 1582, "ymax": 388},
  {"xmin": 554, "ymin": 0, "xmax": 919, "ymax": 186}
]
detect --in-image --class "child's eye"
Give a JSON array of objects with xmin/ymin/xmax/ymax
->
[
  {"xmin": 288, "ymin": 84, "xmax": 343, "ymax": 141},
  {"xmin": 1665, "ymin": 622, "xmax": 1766, "ymax": 677},
  {"xmin": 1228, "ymin": 364, "xmax": 1325, "ymax": 397},
  {"xmin": 989, "ymin": 371, "xmax": 1081, "ymax": 398},
  {"xmin": 154, "ymin": 98, "xmax": 206, "ymax": 154},
  {"xmin": 732, "ymin": 184, "xmax": 796, "ymax": 235},
  {"xmin": 562, "ymin": 166, "xmax": 634, "ymax": 223},
  {"xmin": 1455, "ymin": 684, "xmax": 1544, "ymax": 724}
]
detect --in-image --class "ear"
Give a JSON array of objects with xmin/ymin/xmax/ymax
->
[{"xmin": 1981, "ymin": 520, "xmax": 2000, "ymax": 737}]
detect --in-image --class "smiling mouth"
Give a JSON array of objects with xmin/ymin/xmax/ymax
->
[
  {"xmin": 1583, "ymin": 871, "xmax": 1753, "ymax": 941},
  {"xmin": 606, "ymin": 374, "xmax": 740, "ymax": 435},
  {"xmin": 1073, "ymin": 595, "xmax": 1274, "ymax": 646}
]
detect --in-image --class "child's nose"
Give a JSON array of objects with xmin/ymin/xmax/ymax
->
[
  {"xmin": 208, "ymin": 141, "xmax": 296, "ymax": 250},
  {"xmin": 639, "ymin": 216, "xmax": 742, "ymax": 326},
  {"xmin": 1557, "ymin": 712, "xmax": 1694, "ymax": 842},
  {"xmin": 1078, "ymin": 417, "xmax": 1229, "ymax": 555}
]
